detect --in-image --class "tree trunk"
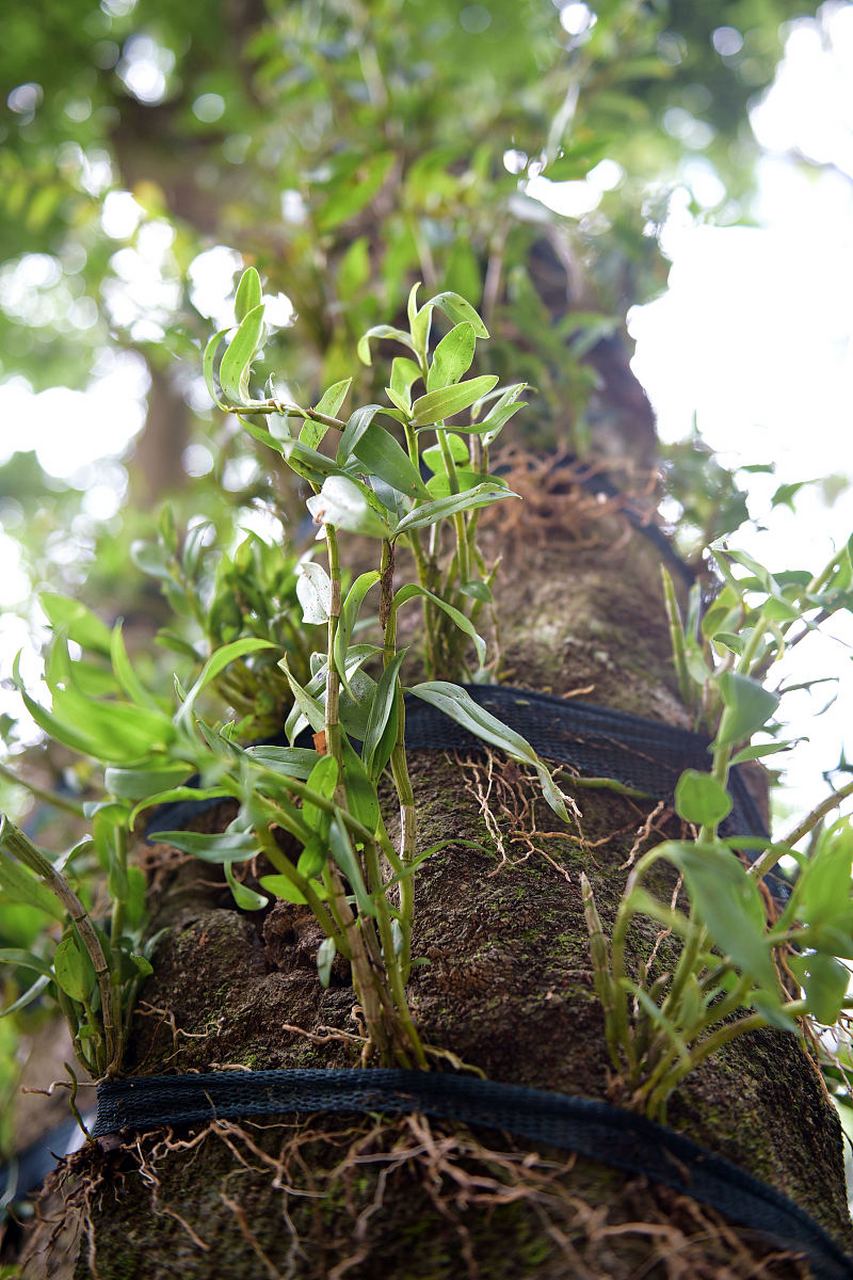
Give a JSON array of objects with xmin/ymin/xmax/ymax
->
[
  {"xmin": 128, "ymin": 363, "xmax": 191, "ymax": 508},
  {"xmin": 23, "ymin": 470, "xmax": 852, "ymax": 1280}
]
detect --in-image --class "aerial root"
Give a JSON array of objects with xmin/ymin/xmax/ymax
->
[{"xmin": 30, "ymin": 1110, "xmax": 813, "ymax": 1280}]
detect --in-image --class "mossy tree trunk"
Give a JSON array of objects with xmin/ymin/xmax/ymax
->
[{"xmin": 24, "ymin": 458, "xmax": 853, "ymax": 1280}]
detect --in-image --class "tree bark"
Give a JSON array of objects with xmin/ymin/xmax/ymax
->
[
  {"xmin": 23, "ymin": 474, "xmax": 852, "ymax": 1280},
  {"xmin": 129, "ymin": 363, "xmax": 191, "ymax": 508}
]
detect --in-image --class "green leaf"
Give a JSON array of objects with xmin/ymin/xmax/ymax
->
[
  {"xmin": 259, "ymin": 875, "xmax": 308, "ymax": 905},
  {"xmin": 357, "ymin": 325, "xmax": 415, "ymax": 367},
  {"xmin": 328, "ymin": 817, "xmax": 375, "ymax": 917},
  {"xmin": 110, "ymin": 625, "xmax": 162, "ymax": 710},
  {"xmin": 427, "ymin": 291, "xmax": 489, "ymax": 338},
  {"xmin": 234, "ymin": 267, "xmax": 262, "ymax": 322},
  {"xmin": 411, "ymin": 376, "xmax": 499, "ymax": 427},
  {"xmin": 713, "ymin": 673, "xmax": 780, "ymax": 749},
  {"xmin": 219, "ymin": 302, "xmax": 265, "ymax": 405},
  {"xmin": 660, "ymin": 840, "xmax": 775, "ymax": 991},
  {"xmin": 341, "ymin": 741, "xmax": 380, "ymax": 832},
  {"xmin": 298, "ymin": 838, "xmax": 327, "ymax": 879},
  {"xmin": 408, "ymin": 682, "xmax": 572, "ymax": 823},
  {"xmin": 422, "ymin": 433, "xmax": 468, "ymax": 472},
  {"xmin": 53, "ymin": 934, "xmax": 94, "ymax": 1003},
  {"xmin": 277, "ymin": 437, "xmax": 351, "ymax": 484},
  {"xmin": 40, "ymin": 593, "xmax": 112, "ymax": 655},
  {"xmin": 306, "ymin": 476, "xmax": 394, "ymax": 539},
  {"xmin": 425, "ymin": 468, "xmax": 493, "ymax": 499},
  {"xmin": 393, "ymin": 584, "xmax": 486, "ymax": 667},
  {"xmin": 129, "ymin": 786, "xmax": 233, "ymax": 828},
  {"xmin": 296, "ymin": 560, "xmax": 332, "ymax": 625},
  {"xmin": 45, "ymin": 688, "xmax": 171, "ymax": 765},
  {"xmin": 0, "ymin": 847, "xmax": 64, "ymax": 921},
  {"xmin": 202, "ymin": 327, "xmax": 229, "ymax": 407},
  {"xmin": 334, "ymin": 571, "xmax": 380, "ymax": 696},
  {"xmin": 244, "ymin": 746, "xmax": 320, "ymax": 780},
  {"xmin": 303, "ymin": 756, "xmax": 339, "ymax": 834},
  {"xmin": 224, "ymin": 861, "xmax": 268, "ymax": 911},
  {"xmin": 14, "ymin": 669, "xmax": 116, "ymax": 762},
  {"xmin": 388, "ymin": 357, "xmax": 421, "ymax": 412},
  {"xmin": 796, "ymin": 818, "xmax": 853, "ymax": 929},
  {"xmin": 317, "ymin": 937, "xmax": 336, "ymax": 988},
  {"xmin": 392, "ymin": 482, "xmax": 517, "ymax": 538},
  {"xmin": 0, "ymin": 974, "xmax": 51, "ymax": 1018},
  {"xmin": 352, "ymin": 422, "xmax": 428, "ymax": 499},
  {"xmin": 316, "ymin": 151, "xmax": 394, "ymax": 231},
  {"xmin": 731, "ymin": 740, "xmax": 799, "ymax": 764},
  {"xmin": 300, "ymin": 378, "xmax": 352, "ymax": 449},
  {"xmin": 362, "ymin": 651, "xmax": 407, "ymax": 779},
  {"xmin": 179, "ymin": 638, "xmax": 276, "ymax": 722},
  {"xmin": 150, "ymin": 829, "xmax": 259, "ymax": 863},
  {"xmin": 337, "ymin": 404, "xmax": 383, "ymax": 463},
  {"xmin": 130, "ymin": 953, "xmax": 154, "ymax": 978},
  {"xmin": 790, "ymin": 952, "xmax": 849, "ymax": 1025},
  {"xmin": 281, "ymin": 662, "xmax": 326, "ymax": 742},
  {"xmin": 426, "ymin": 323, "xmax": 476, "ymax": 392},
  {"xmin": 674, "ymin": 770, "xmax": 733, "ymax": 827},
  {"xmin": 0, "ymin": 947, "xmax": 52, "ymax": 977},
  {"xmin": 105, "ymin": 763, "xmax": 193, "ymax": 802}
]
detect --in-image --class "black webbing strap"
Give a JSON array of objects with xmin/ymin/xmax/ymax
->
[
  {"xmin": 146, "ymin": 684, "xmax": 786, "ymax": 899},
  {"xmin": 92, "ymin": 1068, "xmax": 850, "ymax": 1279}
]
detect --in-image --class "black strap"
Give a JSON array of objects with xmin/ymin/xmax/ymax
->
[
  {"xmin": 92, "ymin": 1068, "xmax": 850, "ymax": 1279},
  {"xmin": 146, "ymin": 683, "xmax": 786, "ymax": 900}
]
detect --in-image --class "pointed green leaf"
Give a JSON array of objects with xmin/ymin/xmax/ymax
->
[
  {"xmin": 428, "ymin": 291, "xmax": 489, "ymax": 338},
  {"xmin": 392, "ymin": 482, "xmax": 517, "ymax": 538},
  {"xmin": 411, "ymin": 376, "xmax": 499, "ymax": 427},
  {"xmin": 300, "ymin": 378, "xmax": 351, "ymax": 449},
  {"xmin": 234, "ymin": 267, "xmax": 262, "ymax": 322},
  {"xmin": 426, "ymin": 323, "xmax": 476, "ymax": 392},
  {"xmin": 328, "ymin": 817, "xmax": 375, "ymax": 917},
  {"xmin": 219, "ymin": 302, "xmax": 265, "ymax": 405},
  {"xmin": 245, "ymin": 746, "xmax": 320, "ymax": 780},
  {"xmin": 659, "ymin": 840, "xmax": 775, "ymax": 991},
  {"xmin": 105, "ymin": 763, "xmax": 194, "ymax": 802},
  {"xmin": 259, "ymin": 875, "xmax": 307, "ymax": 905},
  {"xmin": 0, "ymin": 849, "xmax": 64, "ymax": 921},
  {"xmin": 389, "ymin": 357, "xmax": 421, "ymax": 412},
  {"xmin": 53, "ymin": 934, "xmax": 94, "ymax": 1003},
  {"xmin": 408, "ymin": 682, "xmax": 572, "ymax": 822},
  {"xmin": 179, "ymin": 638, "xmax": 276, "ymax": 722},
  {"xmin": 334, "ymin": 571, "xmax": 380, "ymax": 696},
  {"xmin": 713, "ymin": 673, "xmax": 780, "ymax": 749},
  {"xmin": 393, "ymin": 584, "xmax": 486, "ymax": 667},
  {"xmin": 352, "ymin": 423, "xmax": 428, "ymax": 499},
  {"xmin": 150, "ymin": 829, "xmax": 259, "ymax": 863},
  {"xmin": 337, "ymin": 404, "xmax": 383, "ymax": 464},
  {"xmin": 0, "ymin": 948, "xmax": 52, "ymax": 978},
  {"xmin": 110, "ymin": 624, "xmax": 162, "ymax": 710},
  {"xmin": 362, "ymin": 651, "xmax": 407, "ymax": 779},
  {"xmin": 40, "ymin": 593, "xmax": 112, "ymax": 655},
  {"xmin": 357, "ymin": 325, "xmax": 415, "ymax": 367},
  {"xmin": 303, "ymin": 756, "xmax": 339, "ymax": 834},
  {"xmin": 225, "ymin": 861, "xmax": 268, "ymax": 911},
  {"xmin": 341, "ymin": 741, "xmax": 380, "ymax": 831},
  {"xmin": 203, "ymin": 327, "xmax": 229, "ymax": 407}
]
